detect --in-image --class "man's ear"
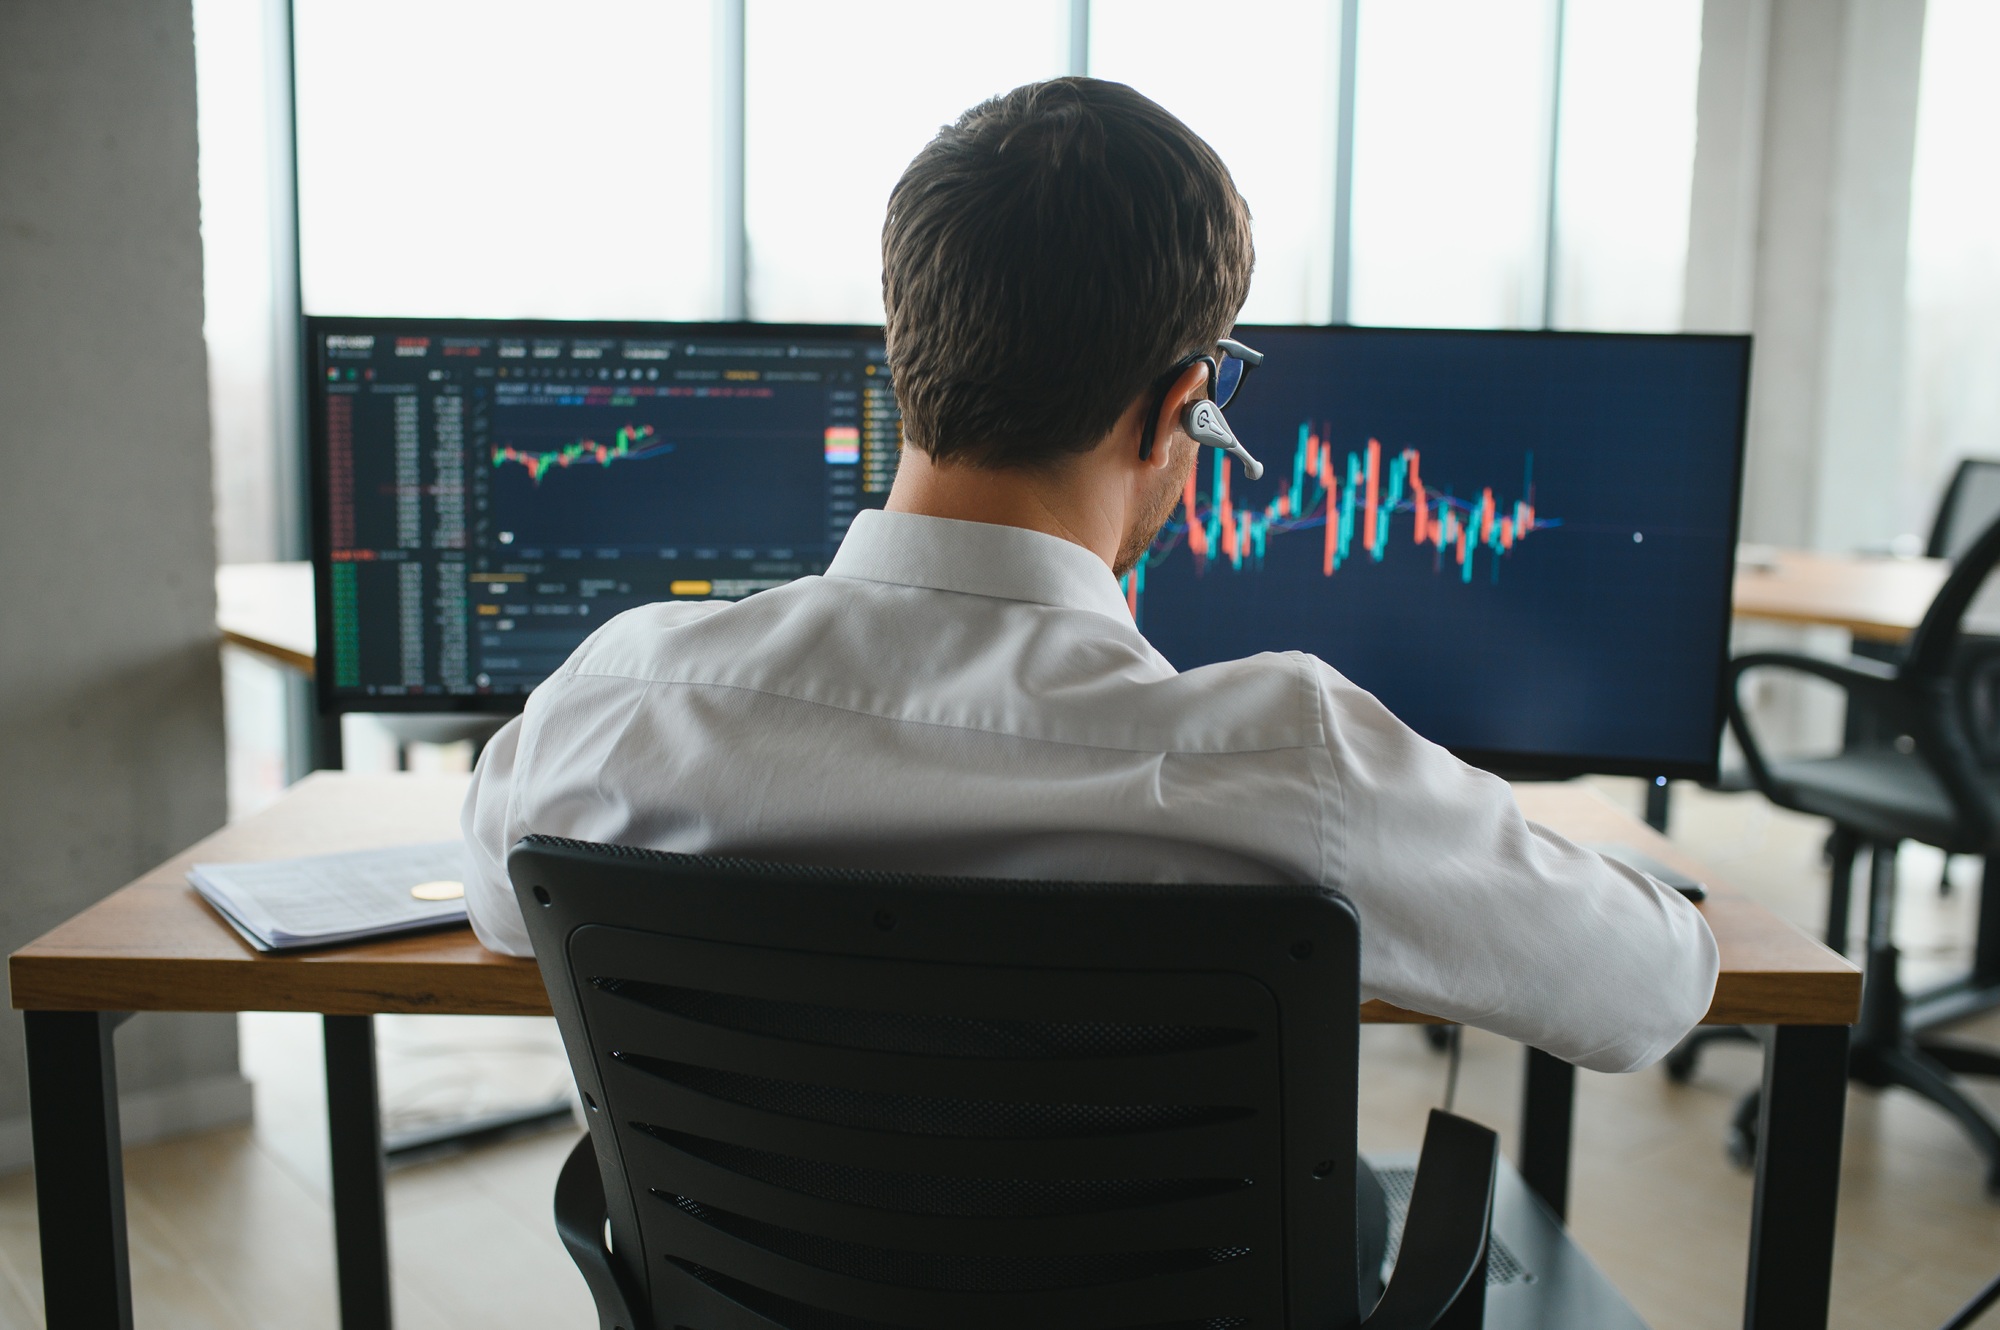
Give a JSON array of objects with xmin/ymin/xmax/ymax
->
[{"xmin": 1143, "ymin": 361, "xmax": 1212, "ymax": 473}]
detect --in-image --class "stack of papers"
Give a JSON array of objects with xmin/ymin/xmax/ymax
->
[{"xmin": 189, "ymin": 841, "xmax": 472, "ymax": 952}]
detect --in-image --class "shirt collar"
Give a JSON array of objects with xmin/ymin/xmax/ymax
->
[{"xmin": 827, "ymin": 510, "xmax": 1136, "ymax": 623}]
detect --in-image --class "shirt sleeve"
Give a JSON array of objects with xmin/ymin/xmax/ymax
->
[
  {"xmin": 1308, "ymin": 658, "xmax": 1719, "ymax": 1073},
  {"xmin": 461, "ymin": 713, "xmax": 535, "ymax": 957}
]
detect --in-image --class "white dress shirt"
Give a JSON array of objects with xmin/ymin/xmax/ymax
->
[{"xmin": 463, "ymin": 509, "xmax": 1717, "ymax": 1072}]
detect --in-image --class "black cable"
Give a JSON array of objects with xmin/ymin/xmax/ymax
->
[
  {"xmin": 1943, "ymin": 1270, "xmax": 2000, "ymax": 1330},
  {"xmin": 1442, "ymin": 1025, "xmax": 1463, "ymax": 1112}
]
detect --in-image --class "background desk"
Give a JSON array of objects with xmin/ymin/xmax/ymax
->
[
  {"xmin": 13, "ymin": 773, "xmax": 1857, "ymax": 1330},
  {"xmin": 216, "ymin": 561, "xmax": 315, "ymax": 677},
  {"xmin": 1732, "ymin": 548, "xmax": 1947, "ymax": 644}
]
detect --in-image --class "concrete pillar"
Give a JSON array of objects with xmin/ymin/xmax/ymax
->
[
  {"xmin": 1684, "ymin": 0, "xmax": 1928, "ymax": 552},
  {"xmin": 0, "ymin": 0, "xmax": 250, "ymax": 1170}
]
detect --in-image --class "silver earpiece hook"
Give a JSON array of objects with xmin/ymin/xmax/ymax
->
[{"xmin": 1183, "ymin": 398, "xmax": 1264, "ymax": 481}]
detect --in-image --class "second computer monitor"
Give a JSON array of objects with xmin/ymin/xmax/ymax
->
[{"xmin": 1125, "ymin": 326, "xmax": 1750, "ymax": 779}]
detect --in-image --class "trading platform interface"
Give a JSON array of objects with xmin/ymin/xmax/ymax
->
[
  {"xmin": 1120, "ymin": 327, "xmax": 1749, "ymax": 778},
  {"xmin": 309, "ymin": 319, "xmax": 899, "ymax": 708}
]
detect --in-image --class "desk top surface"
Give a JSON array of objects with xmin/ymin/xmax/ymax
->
[
  {"xmin": 1732, "ymin": 547, "xmax": 1946, "ymax": 643},
  {"xmin": 10, "ymin": 772, "xmax": 1859, "ymax": 1026}
]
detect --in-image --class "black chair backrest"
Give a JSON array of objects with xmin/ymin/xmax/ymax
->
[
  {"xmin": 511, "ymin": 837, "xmax": 1364, "ymax": 1330},
  {"xmin": 1900, "ymin": 511, "xmax": 2000, "ymax": 839},
  {"xmin": 1928, "ymin": 458, "xmax": 2000, "ymax": 562}
]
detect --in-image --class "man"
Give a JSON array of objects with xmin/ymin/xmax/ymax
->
[{"xmin": 462, "ymin": 77, "xmax": 1716, "ymax": 1075}]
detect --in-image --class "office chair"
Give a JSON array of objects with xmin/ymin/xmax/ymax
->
[
  {"xmin": 509, "ymin": 838, "xmax": 1645, "ymax": 1328},
  {"xmin": 1674, "ymin": 513, "xmax": 2000, "ymax": 1189},
  {"xmin": 1918, "ymin": 457, "xmax": 2000, "ymax": 897},
  {"xmin": 1928, "ymin": 458, "xmax": 2000, "ymax": 565}
]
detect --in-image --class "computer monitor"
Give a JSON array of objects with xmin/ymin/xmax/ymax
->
[
  {"xmin": 1125, "ymin": 326, "xmax": 1750, "ymax": 780},
  {"xmin": 306, "ymin": 317, "xmax": 900, "ymax": 713}
]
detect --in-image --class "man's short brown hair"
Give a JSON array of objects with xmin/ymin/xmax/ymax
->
[{"xmin": 883, "ymin": 78, "xmax": 1254, "ymax": 469}]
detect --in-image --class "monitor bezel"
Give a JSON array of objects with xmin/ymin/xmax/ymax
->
[
  {"xmin": 304, "ymin": 314, "xmax": 889, "ymax": 719},
  {"xmin": 1230, "ymin": 323, "xmax": 1753, "ymax": 785}
]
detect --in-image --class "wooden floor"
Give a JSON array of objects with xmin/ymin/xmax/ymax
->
[{"xmin": 2, "ymin": 778, "xmax": 1998, "ymax": 1329}]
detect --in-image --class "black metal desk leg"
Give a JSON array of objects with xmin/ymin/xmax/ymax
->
[
  {"xmin": 1976, "ymin": 856, "xmax": 2000, "ymax": 988},
  {"xmin": 324, "ymin": 1015, "xmax": 392, "ymax": 1330},
  {"xmin": 1519, "ymin": 1046, "xmax": 1576, "ymax": 1222},
  {"xmin": 1744, "ymin": 1024, "xmax": 1849, "ymax": 1330},
  {"xmin": 25, "ymin": 1011, "xmax": 133, "ymax": 1330}
]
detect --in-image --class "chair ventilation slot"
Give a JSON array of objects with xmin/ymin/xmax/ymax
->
[
  {"xmin": 613, "ymin": 1054, "xmax": 1248, "ymax": 1138},
  {"xmin": 658, "ymin": 1191, "xmax": 1250, "ymax": 1292},
  {"xmin": 667, "ymin": 1258, "xmax": 1251, "ymax": 1330},
  {"xmin": 592, "ymin": 976, "xmax": 1252, "ymax": 1058},
  {"xmin": 636, "ymin": 1125, "xmax": 1251, "ymax": 1216}
]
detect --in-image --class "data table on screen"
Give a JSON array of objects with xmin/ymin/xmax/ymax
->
[{"xmin": 309, "ymin": 319, "xmax": 900, "ymax": 707}]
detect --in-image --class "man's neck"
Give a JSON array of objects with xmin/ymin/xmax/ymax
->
[{"xmin": 884, "ymin": 447, "xmax": 1126, "ymax": 572}]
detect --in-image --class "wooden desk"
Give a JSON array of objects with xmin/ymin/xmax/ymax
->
[
  {"xmin": 1733, "ymin": 547, "xmax": 1947, "ymax": 644},
  {"xmin": 216, "ymin": 561, "xmax": 315, "ymax": 676},
  {"xmin": 13, "ymin": 774, "xmax": 1859, "ymax": 1330}
]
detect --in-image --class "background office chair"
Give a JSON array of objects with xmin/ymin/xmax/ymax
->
[
  {"xmin": 1916, "ymin": 456, "xmax": 2000, "ymax": 897},
  {"xmin": 509, "ymin": 838, "xmax": 1643, "ymax": 1329},
  {"xmin": 1928, "ymin": 458, "xmax": 2000, "ymax": 565},
  {"xmin": 1675, "ymin": 513, "xmax": 2000, "ymax": 1188}
]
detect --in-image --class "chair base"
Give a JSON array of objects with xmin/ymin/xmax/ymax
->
[
  {"xmin": 1673, "ymin": 827, "xmax": 2000, "ymax": 1194},
  {"xmin": 1663, "ymin": 1025, "xmax": 1758, "ymax": 1083},
  {"xmin": 1725, "ymin": 1037, "xmax": 2000, "ymax": 1197},
  {"xmin": 1907, "ymin": 973, "xmax": 2000, "ymax": 1033},
  {"xmin": 1369, "ymin": 1152, "xmax": 1650, "ymax": 1329}
]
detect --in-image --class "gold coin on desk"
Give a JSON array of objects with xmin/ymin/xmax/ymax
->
[{"xmin": 410, "ymin": 879, "xmax": 465, "ymax": 902}]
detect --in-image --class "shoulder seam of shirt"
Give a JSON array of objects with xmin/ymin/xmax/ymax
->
[{"xmin": 557, "ymin": 669, "xmax": 1321, "ymax": 757}]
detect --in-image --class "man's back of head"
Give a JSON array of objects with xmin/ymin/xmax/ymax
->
[{"xmin": 884, "ymin": 77, "xmax": 1252, "ymax": 470}]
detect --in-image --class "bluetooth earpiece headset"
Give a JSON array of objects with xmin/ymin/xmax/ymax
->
[
  {"xmin": 1183, "ymin": 398, "xmax": 1263, "ymax": 482},
  {"xmin": 1137, "ymin": 337, "xmax": 1266, "ymax": 482}
]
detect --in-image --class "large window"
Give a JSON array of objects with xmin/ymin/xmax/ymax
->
[
  {"xmin": 1089, "ymin": 0, "xmax": 1341, "ymax": 325},
  {"xmin": 194, "ymin": 0, "xmax": 287, "ymax": 564},
  {"xmin": 1903, "ymin": 0, "xmax": 2000, "ymax": 534},
  {"xmin": 1549, "ymin": 0, "xmax": 1702, "ymax": 332},
  {"xmin": 1347, "ymin": 0, "xmax": 1558, "ymax": 329},
  {"xmin": 744, "ymin": 1, "xmax": 1067, "ymax": 323},
  {"xmin": 293, "ymin": 0, "xmax": 718, "ymax": 321}
]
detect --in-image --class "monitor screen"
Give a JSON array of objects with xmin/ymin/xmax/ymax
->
[
  {"xmin": 1123, "ymin": 327, "xmax": 1750, "ymax": 779},
  {"xmin": 307, "ymin": 318, "xmax": 900, "ymax": 710}
]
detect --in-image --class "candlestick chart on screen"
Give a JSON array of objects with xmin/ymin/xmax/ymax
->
[
  {"xmin": 491, "ymin": 423, "xmax": 673, "ymax": 484},
  {"xmin": 486, "ymin": 384, "xmax": 830, "ymax": 551},
  {"xmin": 1119, "ymin": 423, "xmax": 1558, "ymax": 620}
]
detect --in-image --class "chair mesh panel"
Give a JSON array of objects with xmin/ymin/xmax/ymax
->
[
  {"xmin": 661, "ymin": 1192, "xmax": 1250, "ymax": 1292},
  {"xmin": 640, "ymin": 1126, "xmax": 1251, "ymax": 1217},
  {"xmin": 616, "ymin": 1053, "xmax": 1248, "ymax": 1138},
  {"xmin": 595, "ymin": 977, "xmax": 1252, "ymax": 1059},
  {"xmin": 669, "ymin": 1260, "xmax": 1250, "ymax": 1330},
  {"xmin": 1376, "ymin": 1165, "xmax": 1531, "ymax": 1288}
]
